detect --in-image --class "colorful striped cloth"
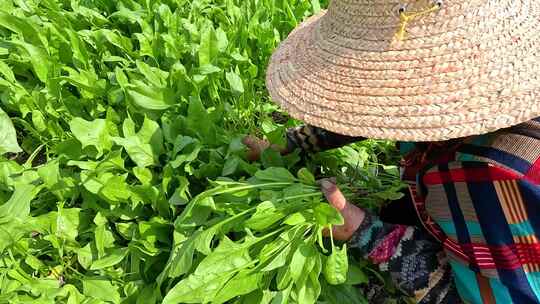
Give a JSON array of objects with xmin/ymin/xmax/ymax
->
[{"xmin": 286, "ymin": 118, "xmax": 540, "ymax": 303}]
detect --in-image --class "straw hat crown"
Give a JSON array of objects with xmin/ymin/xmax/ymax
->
[{"xmin": 266, "ymin": 0, "xmax": 540, "ymax": 141}]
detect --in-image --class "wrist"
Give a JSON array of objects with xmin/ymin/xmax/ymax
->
[{"xmin": 341, "ymin": 203, "xmax": 365, "ymax": 241}]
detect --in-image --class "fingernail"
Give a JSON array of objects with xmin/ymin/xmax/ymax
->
[{"xmin": 320, "ymin": 179, "xmax": 334, "ymax": 191}]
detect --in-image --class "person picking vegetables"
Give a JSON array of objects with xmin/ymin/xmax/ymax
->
[{"xmin": 245, "ymin": 0, "xmax": 540, "ymax": 303}]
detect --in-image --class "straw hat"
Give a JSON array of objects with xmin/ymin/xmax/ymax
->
[{"xmin": 266, "ymin": 0, "xmax": 540, "ymax": 141}]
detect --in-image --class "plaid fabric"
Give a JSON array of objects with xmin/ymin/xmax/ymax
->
[
  {"xmin": 286, "ymin": 119, "xmax": 540, "ymax": 303},
  {"xmin": 412, "ymin": 119, "xmax": 540, "ymax": 303}
]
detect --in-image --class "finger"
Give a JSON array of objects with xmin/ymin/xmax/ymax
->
[
  {"xmin": 322, "ymin": 224, "xmax": 350, "ymax": 241},
  {"xmin": 242, "ymin": 135, "xmax": 259, "ymax": 149},
  {"xmin": 320, "ymin": 179, "xmax": 347, "ymax": 210},
  {"xmin": 322, "ymin": 226, "xmax": 330, "ymax": 237},
  {"xmin": 243, "ymin": 136, "xmax": 270, "ymax": 151},
  {"xmin": 246, "ymin": 150, "xmax": 258, "ymax": 161},
  {"xmin": 321, "ymin": 226, "xmax": 338, "ymax": 237}
]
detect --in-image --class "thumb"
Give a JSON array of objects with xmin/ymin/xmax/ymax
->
[{"xmin": 320, "ymin": 179, "xmax": 347, "ymax": 211}]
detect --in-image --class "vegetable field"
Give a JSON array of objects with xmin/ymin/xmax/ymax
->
[{"xmin": 0, "ymin": 1, "xmax": 406, "ymax": 303}]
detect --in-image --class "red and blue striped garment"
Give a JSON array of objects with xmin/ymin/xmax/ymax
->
[{"xmin": 286, "ymin": 118, "xmax": 540, "ymax": 303}]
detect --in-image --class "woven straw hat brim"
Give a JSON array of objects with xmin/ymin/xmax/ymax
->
[{"xmin": 266, "ymin": 1, "xmax": 540, "ymax": 141}]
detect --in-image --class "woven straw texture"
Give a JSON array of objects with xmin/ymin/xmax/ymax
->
[{"xmin": 266, "ymin": 0, "xmax": 540, "ymax": 141}]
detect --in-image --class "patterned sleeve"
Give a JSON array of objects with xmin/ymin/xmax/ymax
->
[
  {"xmin": 285, "ymin": 125, "xmax": 364, "ymax": 153},
  {"xmin": 348, "ymin": 212, "xmax": 460, "ymax": 304}
]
